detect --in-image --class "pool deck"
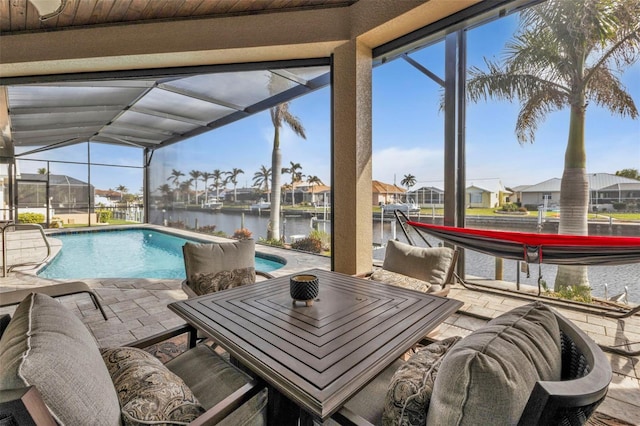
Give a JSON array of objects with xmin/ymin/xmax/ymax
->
[{"xmin": 1, "ymin": 225, "xmax": 638, "ymax": 424}]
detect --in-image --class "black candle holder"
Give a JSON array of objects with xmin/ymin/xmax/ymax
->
[{"xmin": 290, "ymin": 274, "xmax": 319, "ymax": 307}]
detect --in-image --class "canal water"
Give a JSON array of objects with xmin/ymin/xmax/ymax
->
[{"xmin": 151, "ymin": 209, "xmax": 640, "ymax": 303}]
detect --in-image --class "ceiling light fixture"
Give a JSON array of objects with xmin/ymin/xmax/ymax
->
[{"xmin": 29, "ymin": 0, "xmax": 67, "ymax": 21}]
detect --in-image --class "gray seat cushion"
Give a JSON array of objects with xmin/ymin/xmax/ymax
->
[
  {"xmin": 166, "ymin": 344, "xmax": 267, "ymax": 426},
  {"xmin": 217, "ymin": 388, "xmax": 268, "ymax": 426},
  {"xmin": 426, "ymin": 302, "xmax": 562, "ymax": 425},
  {"xmin": 340, "ymin": 358, "xmax": 406, "ymax": 426},
  {"xmin": 382, "ymin": 240, "xmax": 455, "ymax": 286},
  {"xmin": 0, "ymin": 293, "xmax": 121, "ymax": 425}
]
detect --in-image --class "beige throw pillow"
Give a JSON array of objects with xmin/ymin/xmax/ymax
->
[
  {"xmin": 183, "ymin": 239, "xmax": 256, "ymax": 291},
  {"xmin": 382, "ymin": 240, "xmax": 454, "ymax": 285}
]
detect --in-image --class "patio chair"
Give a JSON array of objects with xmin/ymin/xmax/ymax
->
[
  {"xmin": 330, "ymin": 302, "xmax": 611, "ymax": 426},
  {"xmin": 362, "ymin": 239, "xmax": 459, "ymax": 297},
  {"xmin": 0, "ymin": 281, "xmax": 108, "ymax": 320},
  {"xmin": 181, "ymin": 238, "xmax": 273, "ymax": 298},
  {"xmin": 0, "ymin": 293, "xmax": 267, "ymax": 425}
]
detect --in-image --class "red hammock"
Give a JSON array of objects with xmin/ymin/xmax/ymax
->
[{"xmin": 406, "ymin": 221, "xmax": 640, "ymax": 266}]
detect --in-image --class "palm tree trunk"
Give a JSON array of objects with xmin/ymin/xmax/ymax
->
[
  {"xmin": 555, "ymin": 104, "xmax": 589, "ymax": 292},
  {"xmin": 269, "ymin": 130, "xmax": 282, "ymax": 241}
]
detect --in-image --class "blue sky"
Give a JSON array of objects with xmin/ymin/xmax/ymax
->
[
  {"xmin": 18, "ymin": 11, "xmax": 640, "ymax": 193},
  {"xmin": 370, "ymin": 15, "xmax": 639, "ymax": 190}
]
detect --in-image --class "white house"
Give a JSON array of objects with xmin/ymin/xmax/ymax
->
[{"xmin": 515, "ymin": 173, "xmax": 640, "ymax": 211}]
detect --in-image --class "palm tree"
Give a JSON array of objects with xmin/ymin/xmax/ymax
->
[
  {"xmin": 307, "ymin": 175, "xmax": 324, "ymax": 187},
  {"xmin": 37, "ymin": 167, "xmax": 47, "ymax": 174},
  {"xmin": 211, "ymin": 169, "xmax": 226, "ymax": 201},
  {"xmin": 282, "ymin": 161, "xmax": 303, "ymax": 207},
  {"xmin": 189, "ymin": 170, "xmax": 202, "ymax": 205},
  {"xmin": 167, "ymin": 169, "xmax": 184, "ymax": 201},
  {"xmin": 401, "ymin": 174, "xmax": 416, "ymax": 191},
  {"xmin": 307, "ymin": 175, "xmax": 325, "ymax": 205},
  {"xmin": 116, "ymin": 185, "xmax": 128, "ymax": 201},
  {"xmin": 157, "ymin": 184, "xmax": 173, "ymax": 206},
  {"xmin": 268, "ymin": 103, "xmax": 306, "ymax": 240},
  {"xmin": 179, "ymin": 179, "xmax": 193, "ymax": 204},
  {"xmin": 226, "ymin": 168, "xmax": 244, "ymax": 203},
  {"xmin": 466, "ymin": 0, "xmax": 639, "ymax": 293},
  {"xmin": 253, "ymin": 165, "xmax": 272, "ymax": 201},
  {"xmin": 201, "ymin": 172, "xmax": 213, "ymax": 204}
]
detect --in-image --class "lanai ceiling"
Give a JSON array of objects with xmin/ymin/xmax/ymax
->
[
  {"xmin": 0, "ymin": 0, "xmax": 356, "ymax": 156},
  {"xmin": 0, "ymin": 0, "xmax": 357, "ymax": 34}
]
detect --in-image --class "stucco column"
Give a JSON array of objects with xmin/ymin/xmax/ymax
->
[{"xmin": 332, "ymin": 39, "xmax": 372, "ymax": 275}]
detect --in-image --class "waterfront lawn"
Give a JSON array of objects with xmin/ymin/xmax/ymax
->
[
  {"xmin": 601, "ymin": 212, "xmax": 640, "ymax": 221},
  {"xmin": 434, "ymin": 208, "xmax": 640, "ymax": 221}
]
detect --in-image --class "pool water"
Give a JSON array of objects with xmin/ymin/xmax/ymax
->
[{"xmin": 38, "ymin": 229, "xmax": 284, "ymax": 279}]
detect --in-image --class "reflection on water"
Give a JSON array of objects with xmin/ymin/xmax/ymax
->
[{"xmin": 149, "ymin": 209, "xmax": 639, "ymax": 303}]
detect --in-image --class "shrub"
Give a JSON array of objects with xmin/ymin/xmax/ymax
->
[
  {"xmin": 500, "ymin": 203, "xmax": 518, "ymax": 212},
  {"xmin": 518, "ymin": 207, "xmax": 528, "ymax": 212},
  {"xmin": 291, "ymin": 237, "xmax": 322, "ymax": 253},
  {"xmin": 97, "ymin": 210, "xmax": 112, "ymax": 223},
  {"xmin": 524, "ymin": 204, "xmax": 539, "ymax": 211},
  {"xmin": 259, "ymin": 237, "xmax": 284, "ymax": 247},
  {"xmin": 168, "ymin": 220, "xmax": 186, "ymax": 229},
  {"xmin": 544, "ymin": 285, "xmax": 592, "ymax": 304},
  {"xmin": 233, "ymin": 228, "xmax": 253, "ymax": 240},
  {"xmin": 18, "ymin": 212, "xmax": 45, "ymax": 224},
  {"xmin": 197, "ymin": 225, "xmax": 217, "ymax": 234},
  {"xmin": 49, "ymin": 217, "xmax": 63, "ymax": 228},
  {"xmin": 309, "ymin": 229, "xmax": 330, "ymax": 250},
  {"xmin": 613, "ymin": 203, "xmax": 627, "ymax": 211}
]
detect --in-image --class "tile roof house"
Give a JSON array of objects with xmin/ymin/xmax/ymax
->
[{"xmin": 371, "ymin": 180, "xmax": 406, "ymax": 206}]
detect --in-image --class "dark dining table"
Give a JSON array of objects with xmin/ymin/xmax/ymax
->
[{"xmin": 168, "ymin": 268, "xmax": 463, "ymax": 425}]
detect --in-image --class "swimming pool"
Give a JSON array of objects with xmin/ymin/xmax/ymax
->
[{"xmin": 38, "ymin": 229, "xmax": 285, "ymax": 279}]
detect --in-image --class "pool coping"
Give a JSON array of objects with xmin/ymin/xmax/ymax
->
[{"xmin": 38, "ymin": 224, "xmax": 330, "ymax": 279}]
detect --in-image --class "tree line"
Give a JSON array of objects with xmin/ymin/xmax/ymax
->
[{"xmin": 156, "ymin": 163, "xmax": 324, "ymax": 206}]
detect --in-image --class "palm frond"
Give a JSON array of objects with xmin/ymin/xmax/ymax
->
[
  {"xmin": 468, "ymin": 0, "xmax": 639, "ymax": 147},
  {"xmin": 505, "ymin": 32, "xmax": 573, "ymax": 85},
  {"xmin": 587, "ymin": 66, "xmax": 639, "ymax": 117},
  {"xmin": 515, "ymin": 88, "xmax": 567, "ymax": 144},
  {"xmin": 468, "ymin": 59, "xmax": 567, "ymax": 105},
  {"xmin": 270, "ymin": 102, "xmax": 307, "ymax": 139},
  {"xmin": 281, "ymin": 111, "xmax": 306, "ymax": 139}
]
